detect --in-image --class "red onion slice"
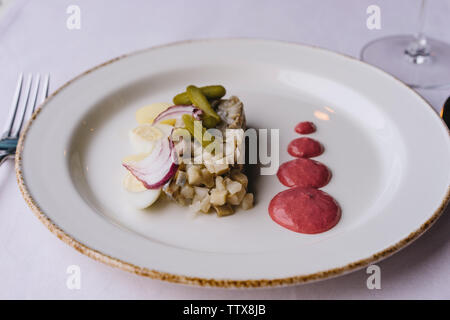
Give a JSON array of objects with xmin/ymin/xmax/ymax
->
[
  {"xmin": 153, "ymin": 105, "xmax": 202, "ymax": 124},
  {"xmin": 122, "ymin": 136, "xmax": 179, "ymax": 189},
  {"xmin": 122, "ymin": 106, "xmax": 200, "ymax": 189}
]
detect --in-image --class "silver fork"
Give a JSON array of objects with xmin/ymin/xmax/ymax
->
[{"xmin": 0, "ymin": 73, "xmax": 49, "ymax": 166}]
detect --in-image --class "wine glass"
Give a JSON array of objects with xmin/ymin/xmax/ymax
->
[{"xmin": 360, "ymin": 0, "xmax": 450, "ymax": 89}]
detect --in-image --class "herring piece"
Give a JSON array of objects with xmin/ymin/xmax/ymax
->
[{"xmin": 216, "ymin": 96, "xmax": 246, "ymax": 131}]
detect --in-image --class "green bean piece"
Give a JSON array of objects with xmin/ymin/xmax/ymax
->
[
  {"xmin": 173, "ymin": 85, "xmax": 226, "ymax": 105},
  {"xmin": 186, "ymin": 85, "xmax": 221, "ymax": 128}
]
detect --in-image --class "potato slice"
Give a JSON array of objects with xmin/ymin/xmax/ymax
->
[
  {"xmin": 210, "ymin": 189, "xmax": 227, "ymax": 206},
  {"xmin": 241, "ymin": 193, "xmax": 254, "ymax": 210},
  {"xmin": 193, "ymin": 186, "xmax": 209, "ymax": 200},
  {"xmin": 227, "ymin": 187, "xmax": 246, "ymax": 205},
  {"xmin": 189, "ymin": 199, "xmax": 202, "ymax": 213},
  {"xmin": 214, "ymin": 163, "xmax": 229, "ymax": 175},
  {"xmin": 215, "ymin": 176, "xmax": 226, "ymax": 191},
  {"xmin": 180, "ymin": 185, "xmax": 194, "ymax": 199},
  {"xmin": 199, "ymin": 195, "xmax": 211, "ymax": 213},
  {"xmin": 230, "ymin": 170, "xmax": 248, "ymax": 189},
  {"xmin": 224, "ymin": 178, "xmax": 242, "ymax": 195},
  {"xmin": 187, "ymin": 166, "xmax": 202, "ymax": 186}
]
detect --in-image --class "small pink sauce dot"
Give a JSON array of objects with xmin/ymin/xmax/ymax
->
[{"xmin": 295, "ymin": 121, "xmax": 316, "ymax": 134}]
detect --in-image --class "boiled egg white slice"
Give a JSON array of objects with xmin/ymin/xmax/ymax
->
[
  {"xmin": 128, "ymin": 123, "xmax": 173, "ymax": 154},
  {"xmin": 122, "ymin": 171, "xmax": 161, "ymax": 209}
]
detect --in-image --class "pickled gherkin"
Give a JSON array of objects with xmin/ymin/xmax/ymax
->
[
  {"xmin": 186, "ymin": 85, "xmax": 221, "ymax": 128},
  {"xmin": 173, "ymin": 85, "xmax": 226, "ymax": 105},
  {"xmin": 181, "ymin": 114, "xmax": 214, "ymax": 148}
]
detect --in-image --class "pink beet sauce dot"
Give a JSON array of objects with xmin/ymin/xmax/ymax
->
[
  {"xmin": 295, "ymin": 121, "xmax": 316, "ymax": 134},
  {"xmin": 288, "ymin": 137, "xmax": 324, "ymax": 158}
]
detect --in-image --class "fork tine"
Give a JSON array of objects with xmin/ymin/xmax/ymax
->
[
  {"xmin": 27, "ymin": 74, "xmax": 41, "ymax": 118},
  {"xmin": 40, "ymin": 74, "xmax": 50, "ymax": 104},
  {"xmin": 12, "ymin": 74, "xmax": 34, "ymax": 138},
  {"xmin": 2, "ymin": 73, "xmax": 23, "ymax": 138}
]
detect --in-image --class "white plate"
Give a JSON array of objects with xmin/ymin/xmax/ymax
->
[{"xmin": 16, "ymin": 39, "xmax": 450, "ymax": 287}]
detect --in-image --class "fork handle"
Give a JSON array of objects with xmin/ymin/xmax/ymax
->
[{"xmin": 0, "ymin": 138, "xmax": 18, "ymax": 151}]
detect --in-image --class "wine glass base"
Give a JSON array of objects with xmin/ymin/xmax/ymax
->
[{"xmin": 361, "ymin": 35, "xmax": 450, "ymax": 89}]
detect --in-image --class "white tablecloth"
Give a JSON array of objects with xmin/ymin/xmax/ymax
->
[{"xmin": 0, "ymin": 0, "xmax": 449, "ymax": 299}]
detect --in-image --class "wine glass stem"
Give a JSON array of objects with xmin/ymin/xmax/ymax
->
[{"xmin": 406, "ymin": 0, "xmax": 430, "ymax": 63}]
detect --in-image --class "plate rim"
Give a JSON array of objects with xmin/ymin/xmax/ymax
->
[{"xmin": 15, "ymin": 38, "xmax": 450, "ymax": 288}]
